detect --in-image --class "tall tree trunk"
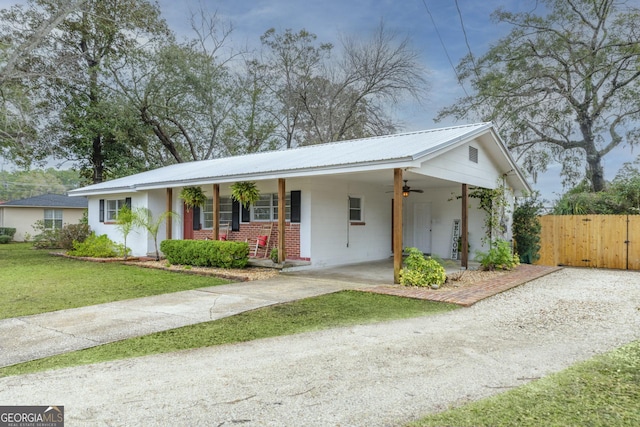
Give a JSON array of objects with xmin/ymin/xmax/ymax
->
[{"xmin": 586, "ymin": 152, "xmax": 605, "ymax": 192}]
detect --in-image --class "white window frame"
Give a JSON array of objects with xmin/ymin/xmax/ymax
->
[
  {"xmin": 203, "ymin": 196, "xmax": 233, "ymax": 228},
  {"xmin": 250, "ymin": 193, "xmax": 291, "ymax": 222},
  {"xmin": 348, "ymin": 196, "xmax": 364, "ymax": 223},
  {"xmin": 106, "ymin": 199, "xmax": 126, "ymax": 222},
  {"xmin": 44, "ymin": 209, "xmax": 63, "ymax": 229}
]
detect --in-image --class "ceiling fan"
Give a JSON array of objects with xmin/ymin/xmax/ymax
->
[{"xmin": 387, "ymin": 180, "xmax": 424, "ymax": 197}]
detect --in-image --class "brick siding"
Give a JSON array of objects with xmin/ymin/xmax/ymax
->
[{"xmin": 192, "ymin": 222, "xmax": 302, "ymax": 259}]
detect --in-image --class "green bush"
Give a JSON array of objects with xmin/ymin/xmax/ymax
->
[
  {"xmin": 0, "ymin": 235, "xmax": 11, "ymax": 244},
  {"xmin": 31, "ymin": 220, "xmax": 62, "ymax": 249},
  {"xmin": 0, "ymin": 227, "xmax": 16, "ymax": 238},
  {"xmin": 58, "ymin": 223, "xmax": 92, "ymax": 250},
  {"xmin": 270, "ymin": 248, "xmax": 279, "ymax": 263},
  {"xmin": 160, "ymin": 239, "xmax": 249, "ymax": 269},
  {"xmin": 400, "ymin": 247, "xmax": 447, "ymax": 287},
  {"xmin": 513, "ymin": 192, "xmax": 543, "ymax": 264},
  {"xmin": 67, "ymin": 233, "xmax": 128, "ymax": 258},
  {"xmin": 475, "ymin": 239, "xmax": 520, "ymax": 271}
]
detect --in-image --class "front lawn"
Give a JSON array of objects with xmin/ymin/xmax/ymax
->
[{"xmin": 0, "ymin": 243, "xmax": 231, "ymax": 319}]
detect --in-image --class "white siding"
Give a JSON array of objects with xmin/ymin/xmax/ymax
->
[
  {"xmin": 417, "ymin": 141, "xmax": 505, "ymax": 189},
  {"xmin": 305, "ymin": 178, "xmax": 392, "ymax": 267}
]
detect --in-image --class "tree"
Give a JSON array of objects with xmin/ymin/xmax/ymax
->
[
  {"xmin": 0, "ymin": 0, "xmax": 171, "ymax": 182},
  {"xmin": 438, "ymin": 0, "xmax": 640, "ymax": 192},
  {"xmin": 260, "ymin": 28, "xmax": 332, "ymax": 148},
  {"xmin": 0, "ymin": 0, "xmax": 88, "ymax": 84},
  {"xmin": 115, "ymin": 205, "xmax": 136, "ymax": 260},
  {"xmin": 260, "ymin": 24, "xmax": 428, "ymax": 147},
  {"xmin": 111, "ymin": 11, "xmax": 243, "ymax": 163},
  {"xmin": 134, "ymin": 207, "xmax": 179, "ymax": 261}
]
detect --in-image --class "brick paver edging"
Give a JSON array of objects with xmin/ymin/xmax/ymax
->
[{"xmin": 362, "ymin": 264, "xmax": 563, "ymax": 307}]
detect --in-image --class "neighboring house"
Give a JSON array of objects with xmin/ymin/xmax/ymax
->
[
  {"xmin": 69, "ymin": 123, "xmax": 530, "ymax": 279},
  {"xmin": 0, "ymin": 194, "xmax": 88, "ymax": 241}
]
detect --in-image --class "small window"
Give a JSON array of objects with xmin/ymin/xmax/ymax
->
[
  {"xmin": 349, "ymin": 197, "xmax": 362, "ymax": 222},
  {"xmin": 44, "ymin": 209, "xmax": 63, "ymax": 229},
  {"xmin": 250, "ymin": 193, "xmax": 291, "ymax": 221},
  {"xmin": 106, "ymin": 199, "xmax": 127, "ymax": 221},
  {"xmin": 203, "ymin": 197, "xmax": 233, "ymax": 228},
  {"xmin": 469, "ymin": 146, "xmax": 479, "ymax": 163}
]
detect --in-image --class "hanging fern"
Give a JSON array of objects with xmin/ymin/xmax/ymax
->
[
  {"xmin": 231, "ymin": 181, "xmax": 260, "ymax": 209},
  {"xmin": 179, "ymin": 186, "xmax": 207, "ymax": 211}
]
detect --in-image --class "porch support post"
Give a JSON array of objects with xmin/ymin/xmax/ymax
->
[
  {"xmin": 278, "ymin": 178, "xmax": 286, "ymax": 263},
  {"xmin": 165, "ymin": 188, "xmax": 172, "ymax": 240},
  {"xmin": 393, "ymin": 168, "xmax": 403, "ymax": 283},
  {"xmin": 461, "ymin": 183, "xmax": 469, "ymax": 269},
  {"xmin": 212, "ymin": 184, "xmax": 220, "ymax": 240}
]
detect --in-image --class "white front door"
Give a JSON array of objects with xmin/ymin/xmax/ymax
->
[{"xmin": 413, "ymin": 202, "xmax": 432, "ymax": 254}]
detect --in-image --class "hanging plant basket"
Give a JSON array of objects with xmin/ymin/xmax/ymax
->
[
  {"xmin": 179, "ymin": 186, "xmax": 207, "ymax": 212},
  {"xmin": 231, "ymin": 181, "xmax": 260, "ymax": 209}
]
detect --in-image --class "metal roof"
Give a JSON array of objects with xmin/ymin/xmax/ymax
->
[
  {"xmin": 2, "ymin": 193, "xmax": 88, "ymax": 208},
  {"xmin": 69, "ymin": 122, "xmax": 528, "ymax": 196}
]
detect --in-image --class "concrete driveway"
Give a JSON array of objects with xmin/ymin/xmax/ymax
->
[{"xmin": 0, "ymin": 274, "xmax": 379, "ymax": 368}]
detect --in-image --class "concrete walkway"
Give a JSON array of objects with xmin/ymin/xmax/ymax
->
[{"xmin": 0, "ymin": 275, "xmax": 376, "ymax": 368}]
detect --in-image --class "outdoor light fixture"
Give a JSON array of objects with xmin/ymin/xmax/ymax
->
[{"xmin": 402, "ymin": 190, "xmax": 410, "ymax": 197}]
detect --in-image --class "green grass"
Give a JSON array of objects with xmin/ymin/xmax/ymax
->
[
  {"xmin": 0, "ymin": 243, "xmax": 231, "ymax": 319},
  {"xmin": 0, "ymin": 290, "xmax": 458, "ymax": 377},
  {"xmin": 409, "ymin": 340, "xmax": 640, "ymax": 427}
]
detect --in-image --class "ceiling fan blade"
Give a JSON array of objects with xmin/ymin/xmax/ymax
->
[{"xmin": 411, "ymin": 189, "xmax": 424, "ymax": 193}]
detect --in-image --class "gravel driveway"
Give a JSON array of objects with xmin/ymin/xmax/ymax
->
[{"xmin": 1, "ymin": 268, "xmax": 639, "ymax": 426}]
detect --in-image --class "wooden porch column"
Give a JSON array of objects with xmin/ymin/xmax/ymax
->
[
  {"xmin": 393, "ymin": 168, "xmax": 403, "ymax": 283},
  {"xmin": 278, "ymin": 178, "xmax": 286, "ymax": 263},
  {"xmin": 165, "ymin": 188, "xmax": 172, "ymax": 239},
  {"xmin": 461, "ymin": 183, "xmax": 469, "ymax": 269},
  {"xmin": 212, "ymin": 184, "xmax": 220, "ymax": 240}
]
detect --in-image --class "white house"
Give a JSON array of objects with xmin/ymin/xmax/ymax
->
[{"xmin": 69, "ymin": 122, "xmax": 530, "ymax": 281}]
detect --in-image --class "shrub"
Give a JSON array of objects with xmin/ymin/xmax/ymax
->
[
  {"xmin": 270, "ymin": 248, "xmax": 279, "ymax": 263},
  {"xmin": 513, "ymin": 192, "xmax": 543, "ymax": 264},
  {"xmin": 475, "ymin": 239, "xmax": 520, "ymax": 271},
  {"xmin": 67, "ymin": 233, "xmax": 128, "ymax": 258},
  {"xmin": 31, "ymin": 220, "xmax": 62, "ymax": 249},
  {"xmin": 0, "ymin": 235, "xmax": 11, "ymax": 244},
  {"xmin": 160, "ymin": 239, "xmax": 249, "ymax": 269},
  {"xmin": 0, "ymin": 227, "xmax": 16, "ymax": 238},
  {"xmin": 400, "ymin": 247, "xmax": 447, "ymax": 287},
  {"xmin": 58, "ymin": 223, "xmax": 92, "ymax": 250}
]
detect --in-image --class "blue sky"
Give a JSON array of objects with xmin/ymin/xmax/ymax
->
[{"xmin": 1, "ymin": 0, "xmax": 636, "ymax": 202}]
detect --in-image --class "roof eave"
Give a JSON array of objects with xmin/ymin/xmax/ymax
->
[{"xmin": 69, "ymin": 158, "xmax": 420, "ymax": 195}]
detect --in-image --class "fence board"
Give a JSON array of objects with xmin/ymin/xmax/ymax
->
[
  {"xmin": 536, "ymin": 215, "xmax": 638, "ymax": 270},
  {"xmin": 630, "ymin": 216, "xmax": 640, "ymax": 270}
]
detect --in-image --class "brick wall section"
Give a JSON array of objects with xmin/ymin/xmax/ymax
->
[{"xmin": 193, "ymin": 222, "xmax": 302, "ymax": 259}]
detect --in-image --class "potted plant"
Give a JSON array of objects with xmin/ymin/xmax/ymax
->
[
  {"xmin": 231, "ymin": 181, "xmax": 260, "ymax": 209},
  {"xmin": 179, "ymin": 186, "xmax": 207, "ymax": 212}
]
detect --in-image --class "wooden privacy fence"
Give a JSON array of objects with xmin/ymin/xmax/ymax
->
[{"xmin": 536, "ymin": 215, "xmax": 640, "ymax": 270}]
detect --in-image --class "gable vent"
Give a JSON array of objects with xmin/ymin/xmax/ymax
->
[{"xmin": 469, "ymin": 146, "xmax": 478, "ymax": 163}]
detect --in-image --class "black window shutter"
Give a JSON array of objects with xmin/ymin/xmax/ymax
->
[
  {"xmin": 192, "ymin": 206, "xmax": 201, "ymax": 230},
  {"xmin": 99, "ymin": 199, "xmax": 105, "ymax": 222},
  {"xmin": 125, "ymin": 197, "xmax": 132, "ymax": 209},
  {"xmin": 291, "ymin": 190, "xmax": 301, "ymax": 223},
  {"xmin": 231, "ymin": 200, "xmax": 240, "ymax": 231},
  {"xmin": 241, "ymin": 204, "xmax": 250, "ymax": 223}
]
